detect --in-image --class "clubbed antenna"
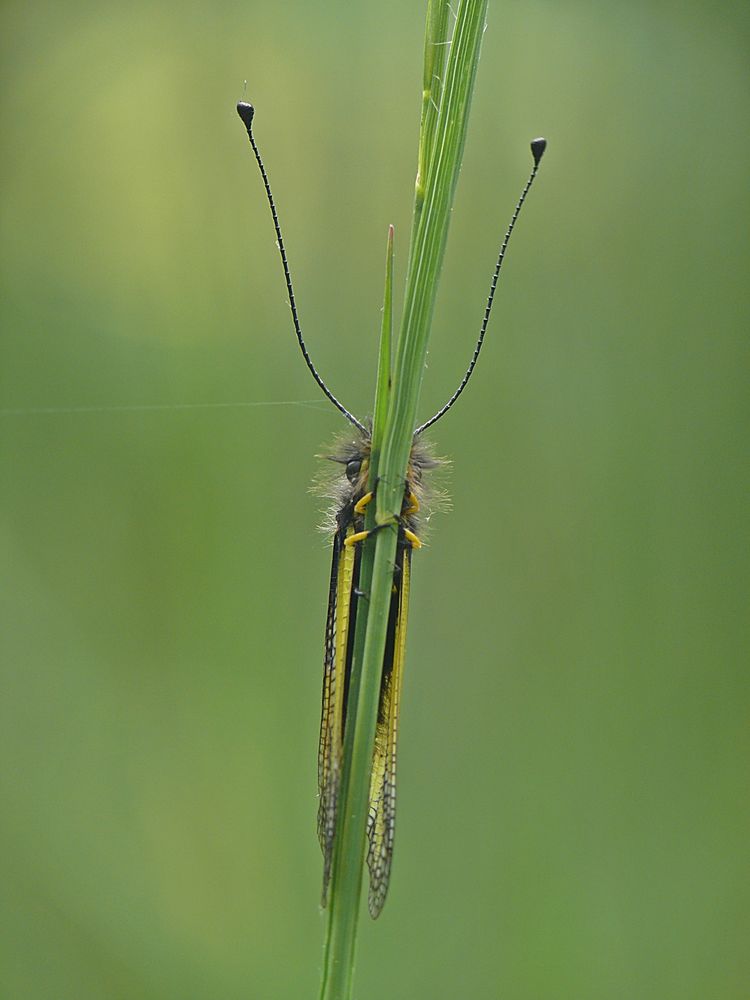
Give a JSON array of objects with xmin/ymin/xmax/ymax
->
[
  {"xmin": 415, "ymin": 138, "xmax": 548, "ymax": 435},
  {"xmin": 237, "ymin": 102, "xmax": 366, "ymax": 433}
]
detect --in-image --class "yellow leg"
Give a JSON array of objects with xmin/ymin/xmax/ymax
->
[
  {"xmin": 404, "ymin": 529, "xmax": 422, "ymax": 549},
  {"xmin": 353, "ymin": 491, "xmax": 374, "ymax": 515},
  {"xmin": 344, "ymin": 494, "xmax": 375, "ymax": 546},
  {"xmin": 404, "ymin": 492, "xmax": 420, "ymax": 516},
  {"xmin": 344, "ymin": 529, "xmax": 371, "ymax": 547},
  {"xmin": 344, "ymin": 513, "xmax": 420, "ymax": 549}
]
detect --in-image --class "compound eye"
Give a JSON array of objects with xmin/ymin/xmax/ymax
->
[{"xmin": 345, "ymin": 459, "xmax": 362, "ymax": 483}]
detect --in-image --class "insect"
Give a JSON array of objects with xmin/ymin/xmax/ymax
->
[{"xmin": 237, "ymin": 101, "xmax": 545, "ymax": 916}]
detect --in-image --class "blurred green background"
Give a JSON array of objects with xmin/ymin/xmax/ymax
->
[{"xmin": 2, "ymin": 1, "xmax": 748, "ymax": 997}]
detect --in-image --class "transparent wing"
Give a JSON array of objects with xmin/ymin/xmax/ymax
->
[
  {"xmin": 366, "ymin": 544, "xmax": 411, "ymax": 918},
  {"xmin": 317, "ymin": 531, "xmax": 357, "ymax": 907}
]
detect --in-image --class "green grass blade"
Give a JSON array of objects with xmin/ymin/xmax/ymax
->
[
  {"xmin": 319, "ymin": 3, "xmax": 488, "ymax": 998},
  {"xmin": 378, "ymin": 0, "xmax": 488, "ymax": 523},
  {"xmin": 371, "ymin": 224, "xmax": 394, "ymax": 457},
  {"xmin": 319, "ymin": 224, "xmax": 395, "ymax": 1000},
  {"xmin": 415, "ymin": 0, "xmax": 453, "ymax": 224}
]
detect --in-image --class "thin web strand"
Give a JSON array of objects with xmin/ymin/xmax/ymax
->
[{"xmin": 0, "ymin": 399, "xmax": 328, "ymax": 418}]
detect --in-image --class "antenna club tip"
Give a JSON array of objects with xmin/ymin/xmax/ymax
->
[
  {"xmin": 236, "ymin": 102, "xmax": 255, "ymax": 129},
  {"xmin": 530, "ymin": 137, "xmax": 547, "ymax": 166}
]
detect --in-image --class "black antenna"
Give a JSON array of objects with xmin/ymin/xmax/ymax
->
[
  {"xmin": 415, "ymin": 137, "xmax": 547, "ymax": 436},
  {"xmin": 237, "ymin": 102, "xmax": 366, "ymax": 433}
]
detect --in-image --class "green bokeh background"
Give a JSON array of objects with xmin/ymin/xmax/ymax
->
[{"xmin": 2, "ymin": 2, "xmax": 748, "ymax": 998}]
